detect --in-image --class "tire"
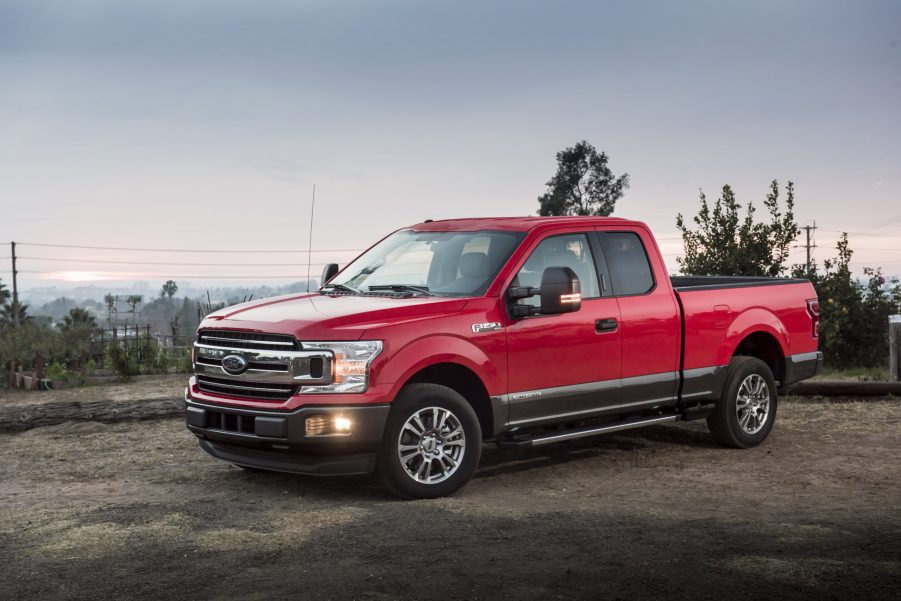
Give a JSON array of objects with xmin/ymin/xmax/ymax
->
[
  {"xmin": 707, "ymin": 356, "xmax": 778, "ymax": 449},
  {"xmin": 377, "ymin": 383, "xmax": 482, "ymax": 499}
]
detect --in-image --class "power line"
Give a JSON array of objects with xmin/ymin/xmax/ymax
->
[
  {"xmin": 17, "ymin": 256, "xmax": 333, "ymax": 267},
  {"xmin": 14, "ymin": 270, "xmax": 310, "ymax": 279},
  {"xmin": 818, "ymin": 228, "xmax": 901, "ymax": 239},
  {"xmin": 14, "ymin": 242, "xmax": 362, "ymax": 254}
]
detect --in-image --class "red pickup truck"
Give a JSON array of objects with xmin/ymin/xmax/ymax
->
[{"xmin": 185, "ymin": 216, "xmax": 821, "ymax": 498}]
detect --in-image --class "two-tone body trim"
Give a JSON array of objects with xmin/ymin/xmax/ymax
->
[{"xmin": 495, "ymin": 371, "xmax": 680, "ymax": 429}]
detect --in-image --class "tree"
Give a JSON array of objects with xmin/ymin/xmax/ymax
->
[
  {"xmin": 0, "ymin": 299, "xmax": 32, "ymax": 329},
  {"xmin": 676, "ymin": 180, "xmax": 799, "ymax": 276},
  {"xmin": 60, "ymin": 307, "xmax": 99, "ymax": 362},
  {"xmin": 126, "ymin": 295, "xmax": 142, "ymax": 322},
  {"xmin": 537, "ymin": 141, "xmax": 630, "ymax": 217},
  {"xmin": 0, "ymin": 278, "xmax": 10, "ymax": 305},
  {"xmin": 160, "ymin": 280, "xmax": 178, "ymax": 300},
  {"xmin": 792, "ymin": 234, "xmax": 901, "ymax": 368},
  {"xmin": 104, "ymin": 294, "xmax": 116, "ymax": 326},
  {"xmin": 62, "ymin": 307, "xmax": 98, "ymax": 331}
]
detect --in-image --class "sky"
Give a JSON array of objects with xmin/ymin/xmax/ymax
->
[{"xmin": 1, "ymin": 0, "xmax": 900, "ymax": 295}]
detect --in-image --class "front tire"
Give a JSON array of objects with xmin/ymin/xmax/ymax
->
[
  {"xmin": 378, "ymin": 383, "xmax": 482, "ymax": 499},
  {"xmin": 707, "ymin": 356, "xmax": 778, "ymax": 448}
]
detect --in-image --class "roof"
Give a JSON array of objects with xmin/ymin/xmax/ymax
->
[{"xmin": 410, "ymin": 215, "xmax": 635, "ymax": 233}]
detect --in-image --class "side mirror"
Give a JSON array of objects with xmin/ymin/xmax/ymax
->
[
  {"xmin": 320, "ymin": 263, "xmax": 339, "ymax": 286},
  {"xmin": 539, "ymin": 266, "xmax": 582, "ymax": 314},
  {"xmin": 509, "ymin": 266, "xmax": 582, "ymax": 317}
]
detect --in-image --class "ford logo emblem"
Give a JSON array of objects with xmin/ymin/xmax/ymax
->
[{"xmin": 221, "ymin": 354, "xmax": 249, "ymax": 375}]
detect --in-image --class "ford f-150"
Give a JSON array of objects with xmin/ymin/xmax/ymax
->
[{"xmin": 185, "ymin": 216, "xmax": 822, "ymax": 498}]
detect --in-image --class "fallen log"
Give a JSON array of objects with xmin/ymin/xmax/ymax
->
[
  {"xmin": 788, "ymin": 380, "xmax": 901, "ymax": 397},
  {"xmin": 0, "ymin": 397, "xmax": 184, "ymax": 433}
]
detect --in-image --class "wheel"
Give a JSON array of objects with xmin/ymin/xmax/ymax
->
[
  {"xmin": 378, "ymin": 383, "xmax": 482, "ymax": 499},
  {"xmin": 707, "ymin": 356, "xmax": 778, "ymax": 449}
]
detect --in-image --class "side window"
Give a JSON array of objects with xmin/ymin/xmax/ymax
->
[
  {"xmin": 599, "ymin": 232, "xmax": 654, "ymax": 295},
  {"xmin": 514, "ymin": 234, "xmax": 600, "ymax": 307}
]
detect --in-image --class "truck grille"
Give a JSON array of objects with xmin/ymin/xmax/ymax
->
[
  {"xmin": 195, "ymin": 355, "xmax": 290, "ymax": 373},
  {"xmin": 196, "ymin": 374, "xmax": 295, "ymax": 402},
  {"xmin": 197, "ymin": 329, "xmax": 298, "ymax": 351}
]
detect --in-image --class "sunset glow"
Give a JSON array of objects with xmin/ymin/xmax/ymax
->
[{"xmin": 39, "ymin": 270, "xmax": 143, "ymax": 282}]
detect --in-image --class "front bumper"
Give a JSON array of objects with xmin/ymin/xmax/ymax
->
[{"xmin": 185, "ymin": 388, "xmax": 390, "ymax": 476}]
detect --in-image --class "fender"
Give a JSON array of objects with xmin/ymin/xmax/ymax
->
[
  {"xmin": 722, "ymin": 307, "xmax": 791, "ymax": 363},
  {"xmin": 376, "ymin": 334, "xmax": 501, "ymax": 401}
]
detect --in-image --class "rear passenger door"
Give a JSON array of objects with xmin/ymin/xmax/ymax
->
[{"xmin": 596, "ymin": 228, "xmax": 681, "ymax": 410}]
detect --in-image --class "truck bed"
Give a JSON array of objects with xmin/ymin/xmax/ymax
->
[{"xmin": 672, "ymin": 276, "xmax": 818, "ymax": 382}]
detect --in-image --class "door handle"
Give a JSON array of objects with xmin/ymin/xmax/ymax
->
[{"xmin": 595, "ymin": 318, "xmax": 618, "ymax": 333}]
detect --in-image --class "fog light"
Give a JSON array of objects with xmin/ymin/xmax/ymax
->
[
  {"xmin": 305, "ymin": 415, "xmax": 328, "ymax": 436},
  {"xmin": 305, "ymin": 414, "xmax": 352, "ymax": 437}
]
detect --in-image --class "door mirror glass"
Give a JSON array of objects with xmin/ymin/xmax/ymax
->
[{"xmin": 320, "ymin": 263, "xmax": 340, "ymax": 286}]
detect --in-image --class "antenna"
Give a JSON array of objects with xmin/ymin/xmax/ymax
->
[{"xmin": 306, "ymin": 184, "xmax": 316, "ymax": 292}]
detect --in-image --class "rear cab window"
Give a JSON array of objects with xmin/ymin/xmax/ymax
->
[{"xmin": 597, "ymin": 231, "xmax": 655, "ymax": 296}]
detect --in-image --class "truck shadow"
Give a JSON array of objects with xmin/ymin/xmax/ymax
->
[
  {"xmin": 225, "ymin": 423, "xmax": 720, "ymax": 497},
  {"xmin": 474, "ymin": 423, "xmax": 716, "ymax": 479}
]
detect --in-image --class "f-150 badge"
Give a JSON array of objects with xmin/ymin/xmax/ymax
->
[{"xmin": 471, "ymin": 322, "xmax": 503, "ymax": 333}]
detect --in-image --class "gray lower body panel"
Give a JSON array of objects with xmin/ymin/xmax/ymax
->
[
  {"xmin": 498, "ymin": 371, "xmax": 679, "ymax": 429},
  {"xmin": 491, "ymin": 351, "xmax": 821, "ymax": 434},
  {"xmin": 783, "ymin": 351, "xmax": 823, "ymax": 387},
  {"xmin": 681, "ymin": 366, "xmax": 729, "ymax": 401}
]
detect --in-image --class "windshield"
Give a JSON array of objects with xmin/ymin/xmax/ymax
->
[{"xmin": 328, "ymin": 229, "xmax": 524, "ymax": 297}]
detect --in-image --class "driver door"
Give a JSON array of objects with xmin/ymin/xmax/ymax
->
[{"xmin": 504, "ymin": 231, "xmax": 622, "ymax": 428}]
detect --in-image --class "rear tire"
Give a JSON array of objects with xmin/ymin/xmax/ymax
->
[
  {"xmin": 707, "ymin": 356, "xmax": 778, "ymax": 449},
  {"xmin": 378, "ymin": 383, "xmax": 482, "ymax": 499}
]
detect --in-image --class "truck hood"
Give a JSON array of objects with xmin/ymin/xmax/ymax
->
[{"xmin": 201, "ymin": 293, "xmax": 469, "ymax": 340}]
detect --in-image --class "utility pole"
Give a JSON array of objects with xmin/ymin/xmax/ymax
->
[
  {"xmin": 10, "ymin": 241, "xmax": 18, "ymax": 327},
  {"xmin": 801, "ymin": 222, "xmax": 817, "ymax": 274},
  {"xmin": 891, "ymin": 315, "xmax": 901, "ymax": 382}
]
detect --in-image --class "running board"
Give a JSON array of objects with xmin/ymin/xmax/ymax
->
[{"xmin": 497, "ymin": 414, "xmax": 679, "ymax": 448}]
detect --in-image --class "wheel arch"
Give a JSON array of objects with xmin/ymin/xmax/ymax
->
[
  {"xmin": 403, "ymin": 362, "xmax": 496, "ymax": 439},
  {"xmin": 732, "ymin": 330, "xmax": 787, "ymax": 385}
]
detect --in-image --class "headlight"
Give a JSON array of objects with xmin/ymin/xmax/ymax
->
[{"xmin": 300, "ymin": 340, "xmax": 383, "ymax": 394}]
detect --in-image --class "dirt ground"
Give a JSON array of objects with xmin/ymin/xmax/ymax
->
[
  {"xmin": 0, "ymin": 375, "xmax": 187, "ymax": 406},
  {"xmin": 1, "ymin": 398, "xmax": 899, "ymax": 600}
]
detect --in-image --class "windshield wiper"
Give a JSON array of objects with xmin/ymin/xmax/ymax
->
[
  {"xmin": 367, "ymin": 284, "xmax": 433, "ymax": 296},
  {"xmin": 319, "ymin": 283, "xmax": 361, "ymax": 294}
]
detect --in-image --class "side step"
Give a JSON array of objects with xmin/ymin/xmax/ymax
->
[{"xmin": 497, "ymin": 414, "xmax": 679, "ymax": 448}]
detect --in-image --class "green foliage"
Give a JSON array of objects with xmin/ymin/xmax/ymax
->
[
  {"xmin": 676, "ymin": 181, "xmax": 799, "ymax": 276},
  {"xmin": 0, "ymin": 300, "xmax": 33, "ymax": 328},
  {"xmin": 537, "ymin": 141, "xmax": 629, "ymax": 217},
  {"xmin": 816, "ymin": 365, "xmax": 889, "ymax": 382},
  {"xmin": 62, "ymin": 307, "xmax": 97, "ymax": 329},
  {"xmin": 794, "ymin": 234, "xmax": 901, "ymax": 369},
  {"xmin": 0, "ymin": 278, "xmax": 10, "ymax": 305},
  {"xmin": 107, "ymin": 345, "xmax": 140, "ymax": 378},
  {"xmin": 59, "ymin": 307, "xmax": 99, "ymax": 363},
  {"xmin": 0, "ymin": 321, "xmax": 58, "ymax": 370},
  {"xmin": 45, "ymin": 361, "xmax": 69, "ymax": 380},
  {"xmin": 160, "ymin": 280, "xmax": 178, "ymax": 299}
]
